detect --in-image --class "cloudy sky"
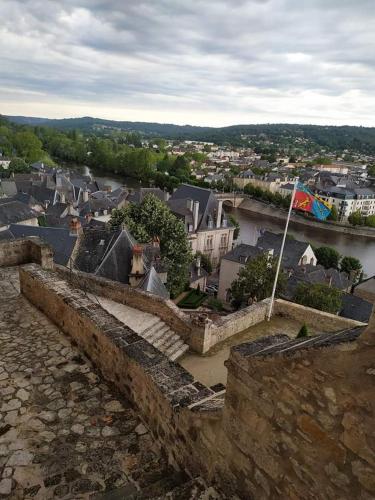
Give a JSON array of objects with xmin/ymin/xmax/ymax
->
[{"xmin": 1, "ymin": 0, "xmax": 374, "ymax": 126}]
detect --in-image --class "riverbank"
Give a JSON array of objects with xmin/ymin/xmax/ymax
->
[{"xmin": 238, "ymin": 198, "xmax": 375, "ymax": 240}]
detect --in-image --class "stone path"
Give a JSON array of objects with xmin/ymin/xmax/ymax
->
[{"xmin": 0, "ymin": 268, "xmax": 218, "ymax": 499}]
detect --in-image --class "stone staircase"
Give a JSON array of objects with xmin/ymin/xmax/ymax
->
[
  {"xmin": 91, "ymin": 294, "xmax": 189, "ymax": 362},
  {"xmin": 139, "ymin": 317, "xmax": 190, "ymax": 361}
]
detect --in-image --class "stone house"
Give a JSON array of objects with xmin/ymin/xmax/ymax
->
[{"xmin": 168, "ymin": 184, "xmax": 235, "ymax": 267}]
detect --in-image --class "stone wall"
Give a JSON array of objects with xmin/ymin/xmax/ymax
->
[
  {"xmin": 274, "ymin": 298, "xmax": 366, "ymax": 332},
  {"xmin": 0, "ymin": 237, "xmax": 53, "ymax": 269},
  {"xmin": 54, "ymin": 265, "xmax": 207, "ymax": 352},
  {"xmin": 218, "ymin": 317, "xmax": 375, "ymax": 499},
  {"xmin": 19, "ymin": 265, "xmax": 225, "ymax": 480},
  {"xmin": 204, "ymin": 300, "xmax": 269, "ymax": 351},
  {"xmin": 18, "ymin": 263, "xmax": 375, "ymax": 498}
]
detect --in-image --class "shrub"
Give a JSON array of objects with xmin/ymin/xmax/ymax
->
[
  {"xmin": 296, "ymin": 323, "xmax": 308, "ymax": 338},
  {"xmin": 207, "ymin": 297, "xmax": 224, "ymax": 311}
]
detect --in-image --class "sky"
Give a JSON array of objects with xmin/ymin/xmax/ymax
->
[{"xmin": 1, "ymin": 0, "xmax": 374, "ymax": 127}]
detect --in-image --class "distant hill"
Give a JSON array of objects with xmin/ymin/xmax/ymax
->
[{"xmin": 5, "ymin": 115, "xmax": 375, "ymax": 153}]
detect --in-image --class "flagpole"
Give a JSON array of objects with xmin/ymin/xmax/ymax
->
[{"xmin": 267, "ymin": 177, "xmax": 299, "ymax": 321}]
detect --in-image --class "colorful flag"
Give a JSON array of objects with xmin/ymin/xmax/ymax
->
[{"xmin": 292, "ymin": 182, "xmax": 331, "ymax": 220}]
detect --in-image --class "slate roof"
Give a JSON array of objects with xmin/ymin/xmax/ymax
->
[
  {"xmin": 0, "ymin": 200, "xmax": 39, "ymax": 226},
  {"xmin": 79, "ymin": 198, "xmax": 116, "ymax": 216},
  {"xmin": 0, "ymin": 180, "xmax": 17, "ymax": 197},
  {"xmin": 222, "ymin": 243, "xmax": 264, "ymax": 264},
  {"xmin": 138, "ymin": 266, "xmax": 169, "ymax": 299},
  {"xmin": 169, "ymin": 184, "xmax": 231, "ymax": 231},
  {"xmin": 340, "ymin": 293, "xmax": 373, "ymax": 323},
  {"xmin": 256, "ymin": 231, "xmax": 311, "ymax": 268},
  {"xmin": 127, "ymin": 188, "xmax": 167, "ymax": 205},
  {"xmin": 3, "ymin": 224, "xmax": 77, "ymax": 265},
  {"xmin": 75, "ymin": 227, "xmax": 122, "ymax": 275}
]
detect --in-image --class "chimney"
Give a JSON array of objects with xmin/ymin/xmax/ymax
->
[
  {"xmin": 193, "ymin": 200, "xmax": 199, "ymax": 231},
  {"xmin": 60, "ymin": 192, "xmax": 66, "ymax": 204},
  {"xmin": 216, "ymin": 200, "xmax": 223, "ymax": 228},
  {"xmin": 129, "ymin": 245, "xmax": 145, "ymax": 287},
  {"xmin": 83, "ymin": 189, "xmax": 89, "ymax": 203},
  {"xmin": 186, "ymin": 198, "xmax": 193, "ymax": 211},
  {"xmin": 69, "ymin": 217, "xmax": 82, "ymax": 236}
]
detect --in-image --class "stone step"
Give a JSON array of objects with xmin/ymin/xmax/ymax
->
[
  {"xmin": 169, "ymin": 343, "xmax": 190, "ymax": 361},
  {"xmin": 147, "ymin": 324, "xmax": 170, "ymax": 343},
  {"xmin": 156, "ymin": 333, "xmax": 181, "ymax": 351},
  {"xmin": 140, "ymin": 318, "xmax": 163, "ymax": 337},
  {"xmin": 153, "ymin": 330, "xmax": 177, "ymax": 348}
]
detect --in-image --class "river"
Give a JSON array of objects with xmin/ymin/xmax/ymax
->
[
  {"xmin": 231, "ymin": 207, "xmax": 375, "ymax": 277},
  {"xmin": 82, "ymin": 168, "xmax": 375, "ymax": 277}
]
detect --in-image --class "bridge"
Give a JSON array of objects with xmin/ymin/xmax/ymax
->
[{"xmin": 215, "ymin": 192, "xmax": 245, "ymax": 208}]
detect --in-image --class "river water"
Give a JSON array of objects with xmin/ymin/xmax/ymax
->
[
  {"xmin": 231, "ymin": 208, "xmax": 375, "ymax": 277},
  {"xmin": 83, "ymin": 167, "xmax": 375, "ymax": 277}
]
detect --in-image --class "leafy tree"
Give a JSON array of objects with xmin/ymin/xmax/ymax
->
[
  {"xmin": 229, "ymin": 253, "xmax": 285, "ymax": 309},
  {"xmin": 228, "ymin": 214, "xmax": 240, "ymax": 240},
  {"xmin": 8, "ymin": 158, "xmax": 29, "ymax": 173},
  {"xmin": 327, "ymin": 204, "xmax": 338, "ymax": 221},
  {"xmin": 294, "ymin": 283, "xmax": 342, "ymax": 314},
  {"xmin": 297, "ymin": 323, "xmax": 308, "ymax": 338},
  {"xmin": 348, "ymin": 210, "xmax": 365, "ymax": 226},
  {"xmin": 110, "ymin": 194, "xmax": 191, "ymax": 297},
  {"xmin": 315, "ymin": 246, "xmax": 341, "ymax": 269},
  {"xmin": 195, "ymin": 252, "xmax": 212, "ymax": 274},
  {"xmin": 13, "ymin": 130, "xmax": 43, "ymax": 162},
  {"xmin": 365, "ymin": 215, "xmax": 375, "ymax": 227},
  {"xmin": 340, "ymin": 256, "xmax": 362, "ymax": 282}
]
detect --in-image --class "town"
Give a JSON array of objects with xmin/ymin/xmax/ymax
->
[{"xmin": 0, "ymin": 113, "xmax": 375, "ymax": 498}]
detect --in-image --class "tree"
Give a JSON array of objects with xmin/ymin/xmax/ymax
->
[
  {"xmin": 110, "ymin": 194, "xmax": 191, "ymax": 297},
  {"xmin": 340, "ymin": 256, "xmax": 362, "ymax": 282},
  {"xmin": 294, "ymin": 283, "xmax": 342, "ymax": 314},
  {"xmin": 348, "ymin": 210, "xmax": 364, "ymax": 226},
  {"xmin": 365, "ymin": 215, "xmax": 375, "ymax": 227},
  {"xmin": 196, "ymin": 252, "xmax": 212, "ymax": 274},
  {"xmin": 13, "ymin": 130, "xmax": 43, "ymax": 162},
  {"xmin": 327, "ymin": 204, "xmax": 338, "ymax": 221},
  {"xmin": 315, "ymin": 246, "xmax": 341, "ymax": 269},
  {"xmin": 229, "ymin": 253, "xmax": 285, "ymax": 309},
  {"xmin": 228, "ymin": 214, "xmax": 240, "ymax": 240},
  {"xmin": 8, "ymin": 158, "xmax": 29, "ymax": 173}
]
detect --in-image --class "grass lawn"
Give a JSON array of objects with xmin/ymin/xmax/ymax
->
[{"xmin": 177, "ymin": 289, "xmax": 207, "ymax": 309}]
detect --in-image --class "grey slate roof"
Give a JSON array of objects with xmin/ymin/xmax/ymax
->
[
  {"xmin": 3, "ymin": 224, "xmax": 77, "ymax": 265},
  {"xmin": 340, "ymin": 293, "xmax": 373, "ymax": 323},
  {"xmin": 138, "ymin": 266, "xmax": 169, "ymax": 299},
  {"xmin": 0, "ymin": 200, "xmax": 39, "ymax": 226},
  {"xmin": 127, "ymin": 188, "xmax": 167, "ymax": 205},
  {"xmin": 0, "ymin": 180, "xmax": 17, "ymax": 197},
  {"xmin": 256, "ymin": 231, "xmax": 311, "ymax": 268},
  {"xmin": 222, "ymin": 243, "xmax": 264, "ymax": 264}
]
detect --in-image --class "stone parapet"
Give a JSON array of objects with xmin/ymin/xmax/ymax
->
[
  {"xmin": 0, "ymin": 237, "xmax": 54, "ymax": 269},
  {"xmin": 19, "ymin": 264, "xmax": 224, "ymax": 479}
]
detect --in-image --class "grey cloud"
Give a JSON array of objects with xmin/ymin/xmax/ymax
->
[{"xmin": 0, "ymin": 0, "xmax": 374, "ymax": 125}]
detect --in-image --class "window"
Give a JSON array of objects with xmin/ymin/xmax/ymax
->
[
  {"xmin": 220, "ymin": 234, "xmax": 227, "ymax": 248},
  {"xmin": 205, "ymin": 235, "xmax": 213, "ymax": 250}
]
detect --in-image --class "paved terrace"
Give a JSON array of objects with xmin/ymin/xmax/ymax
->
[{"xmin": 0, "ymin": 267, "xmax": 218, "ymax": 499}]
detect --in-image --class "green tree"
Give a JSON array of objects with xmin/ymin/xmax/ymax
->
[
  {"xmin": 294, "ymin": 283, "xmax": 342, "ymax": 314},
  {"xmin": 13, "ymin": 130, "xmax": 43, "ymax": 162},
  {"xmin": 229, "ymin": 253, "xmax": 285, "ymax": 308},
  {"xmin": 110, "ymin": 194, "xmax": 191, "ymax": 296},
  {"xmin": 327, "ymin": 204, "xmax": 338, "ymax": 221},
  {"xmin": 365, "ymin": 215, "xmax": 375, "ymax": 227},
  {"xmin": 228, "ymin": 214, "xmax": 240, "ymax": 240},
  {"xmin": 315, "ymin": 246, "xmax": 341, "ymax": 269},
  {"xmin": 195, "ymin": 252, "xmax": 212, "ymax": 274},
  {"xmin": 8, "ymin": 158, "xmax": 29, "ymax": 173},
  {"xmin": 340, "ymin": 256, "xmax": 362, "ymax": 282},
  {"xmin": 348, "ymin": 210, "xmax": 365, "ymax": 226}
]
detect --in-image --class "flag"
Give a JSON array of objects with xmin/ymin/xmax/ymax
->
[{"xmin": 292, "ymin": 182, "xmax": 331, "ymax": 220}]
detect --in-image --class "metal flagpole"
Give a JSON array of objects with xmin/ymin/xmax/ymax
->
[{"xmin": 267, "ymin": 177, "xmax": 299, "ymax": 321}]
